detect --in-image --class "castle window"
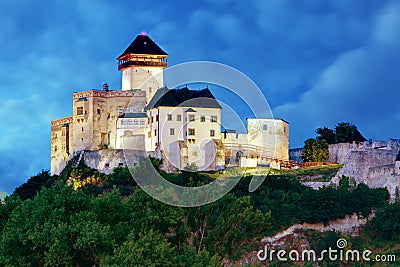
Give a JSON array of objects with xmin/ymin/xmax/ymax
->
[
  {"xmin": 148, "ymin": 131, "xmax": 151, "ymax": 138},
  {"xmin": 127, "ymin": 120, "xmax": 132, "ymax": 125},
  {"xmin": 54, "ymin": 145, "xmax": 57, "ymax": 152},
  {"xmin": 77, "ymin": 107, "xmax": 84, "ymax": 115},
  {"xmin": 200, "ymin": 116, "xmax": 205, "ymax": 122},
  {"xmin": 62, "ymin": 144, "xmax": 66, "ymax": 150},
  {"xmin": 151, "ymin": 117, "xmax": 154, "ymax": 123},
  {"xmin": 62, "ymin": 130, "xmax": 66, "ymax": 137},
  {"xmin": 118, "ymin": 107, "xmax": 124, "ymax": 113},
  {"xmin": 149, "ymin": 87, "xmax": 152, "ymax": 94},
  {"xmin": 177, "ymin": 114, "xmax": 182, "ymax": 121},
  {"xmin": 156, "ymin": 115, "xmax": 159, "ymax": 121},
  {"xmin": 97, "ymin": 108, "xmax": 101, "ymax": 115},
  {"xmin": 211, "ymin": 116, "xmax": 217, "ymax": 122},
  {"xmin": 81, "ymin": 138, "xmax": 83, "ymax": 142},
  {"xmin": 134, "ymin": 119, "xmax": 139, "ymax": 125},
  {"xmin": 121, "ymin": 120, "xmax": 126, "ymax": 126},
  {"xmin": 188, "ymin": 139, "xmax": 196, "ymax": 144},
  {"xmin": 263, "ymin": 124, "xmax": 267, "ymax": 130},
  {"xmin": 129, "ymin": 107, "xmax": 134, "ymax": 113},
  {"xmin": 188, "ymin": 128, "xmax": 195, "ymax": 136},
  {"xmin": 118, "ymin": 163, "xmax": 124, "ymax": 167},
  {"xmin": 170, "ymin": 128, "xmax": 175, "ymax": 135},
  {"xmin": 210, "ymin": 129, "xmax": 215, "ymax": 137},
  {"xmin": 140, "ymin": 120, "xmax": 145, "ymax": 125},
  {"xmin": 154, "ymin": 129, "xmax": 157, "ymax": 136},
  {"xmin": 189, "ymin": 115, "xmax": 195, "ymax": 122},
  {"xmin": 167, "ymin": 114, "xmax": 172, "ymax": 121},
  {"xmin": 105, "ymin": 163, "xmax": 110, "ymax": 168},
  {"xmin": 82, "ymin": 127, "xmax": 84, "ymax": 132}
]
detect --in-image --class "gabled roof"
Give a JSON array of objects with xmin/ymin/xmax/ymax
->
[
  {"xmin": 118, "ymin": 112, "xmax": 148, "ymax": 118},
  {"xmin": 348, "ymin": 129, "xmax": 367, "ymax": 143},
  {"xmin": 145, "ymin": 87, "xmax": 221, "ymax": 110},
  {"xmin": 118, "ymin": 34, "xmax": 168, "ymax": 59}
]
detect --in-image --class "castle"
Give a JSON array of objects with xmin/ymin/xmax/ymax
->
[{"xmin": 51, "ymin": 33, "xmax": 289, "ymax": 174}]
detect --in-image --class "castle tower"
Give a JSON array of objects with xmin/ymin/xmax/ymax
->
[{"xmin": 117, "ymin": 32, "xmax": 168, "ymax": 103}]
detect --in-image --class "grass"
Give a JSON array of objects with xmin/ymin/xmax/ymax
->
[{"xmin": 270, "ymin": 164, "xmax": 342, "ymax": 182}]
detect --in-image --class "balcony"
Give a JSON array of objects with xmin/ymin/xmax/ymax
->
[{"xmin": 118, "ymin": 60, "xmax": 167, "ymax": 70}]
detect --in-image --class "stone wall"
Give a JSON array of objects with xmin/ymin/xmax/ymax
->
[
  {"xmin": 289, "ymin": 148, "xmax": 303, "ymax": 162},
  {"xmin": 83, "ymin": 149, "xmax": 149, "ymax": 174},
  {"xmin": 332, "ymin": 146, "xmax": 400, "ymax": 202}
]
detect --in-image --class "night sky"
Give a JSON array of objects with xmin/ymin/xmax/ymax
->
[{"xmin": 1, "ymin": 0, "xmax": 399, "ymax": 193}]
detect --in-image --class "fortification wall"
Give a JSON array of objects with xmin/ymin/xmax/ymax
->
[
  {"xmin": 328, "ymin": 143, "xmax": 353, "ymax": 164},
  {"xmin": 289, "ymin": 148, "xmax": 303, "ymax": 162},
  {"xmin": 83, "ymin": 149, "xmax": 149, "ymax": 174}
]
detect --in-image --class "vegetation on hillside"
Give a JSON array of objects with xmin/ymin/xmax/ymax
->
[
  {"xmin": 301, "ymin": 138, "xmax": 329, "ymax": 162},
  {"xmin": 0, "ymin": 159, "xmax": 392, "ymax": 266}
]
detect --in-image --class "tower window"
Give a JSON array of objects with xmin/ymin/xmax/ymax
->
[
  {"xmin": 54, "ymin": 145, "xmax": 57, "ymax": 152},
  {"xmin": 97, "ymin": 108, "xmax": 101, "ymax": 115},
  {"xmin": 77, "ymin": 107, "xmax": 84, "ymax": 115},
  {"xmin": 189, "ymin": 115, "xmax": 195, "ymax": 122},
  {"xmin": 200, "ymin": 116, "xmax": 205, "ymax": 122},
  {"xmin": 149, "ymin": 87, "xmax": 152, "ymax": 94},
  {"xmin": 82, "ymin": 127, "xmax": 84, "ymax": 132},
  {"xmin": 156, "ymin": 115, "xmax": 159, "ymax": 121},
  {"xmin": 211, "ymin": 116, "xmax": 217, "ymax": 122},
  {"xmin": 167, "ymin": 114, "xmax": 172, "ymax": 121},
  {"xmin": 188, "ymin": 128, "xmax": 195, "ymax": 136},
  {"xmin": 210, "ymin": 129, "xmax": 215, "ymax": 137},
  {"xmin": 177, "ymin": 114, "xmax": 182, "ymax": 121},
  {"xmin": 134, "ymin": 119, "xmax": 139, "ymax": 125},
  {"xmin": 118, "ymin": 107, "xmax": 124, "ymax": 113},
  {"xmin": 154, "ymin": 129, "xmax": 157, "ymax": 136},
  {"xmin": 263, "ymin": 124, "xmax": 267, "ymax": 130},
  {"xmin": 170, "ymin": 128, "xmax": 175, "ymax": 135}
]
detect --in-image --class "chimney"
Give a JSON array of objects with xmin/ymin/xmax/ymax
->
[{"xmin": 103, "ymin": 83, "xmax": 109, "ymax": 92}]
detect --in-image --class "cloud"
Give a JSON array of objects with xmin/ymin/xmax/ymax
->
[{"xmin": 274, "ymin": 1, "xmax": 400, "ymax": 147}]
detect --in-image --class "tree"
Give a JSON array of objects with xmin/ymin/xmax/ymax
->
[
  {"xmin": 369, "ymin": 203, "xmax": 400, "ymax": 240},
  {"xmin": 12, "ymin": 170, "xmax": 55, "ymax": 200},
  {"xmin": 334, "ymin": 122, "xmax": 357, "ymax": 143},
  {"xmin": 316, "ymin": 127, "xmax": 336, "ymax": 144},
  {"xmin": 301, "ymin": 138, "xmax": 329, "ymax": 162}
]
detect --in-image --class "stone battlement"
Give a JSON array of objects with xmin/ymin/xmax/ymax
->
[{"xmin": 73, "ymin": 89, "xmax": 146, "ymax": 100}]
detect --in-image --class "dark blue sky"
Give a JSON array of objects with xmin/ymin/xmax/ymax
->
[{"xmin": 1, "ymin": 0, "xmax": 400, "ymax": 192}]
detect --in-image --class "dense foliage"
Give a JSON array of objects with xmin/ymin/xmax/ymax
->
[
  {"xmin": 301, "ymin": 138, "xmax": 329, "ymax": 162},
  {"xmin": 0, "ymin": 162, "xmax": 391, "ymax": 266},
  {"xmin": 316, "ymin": 122, "xmax": 358, "ymax": 144}
]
